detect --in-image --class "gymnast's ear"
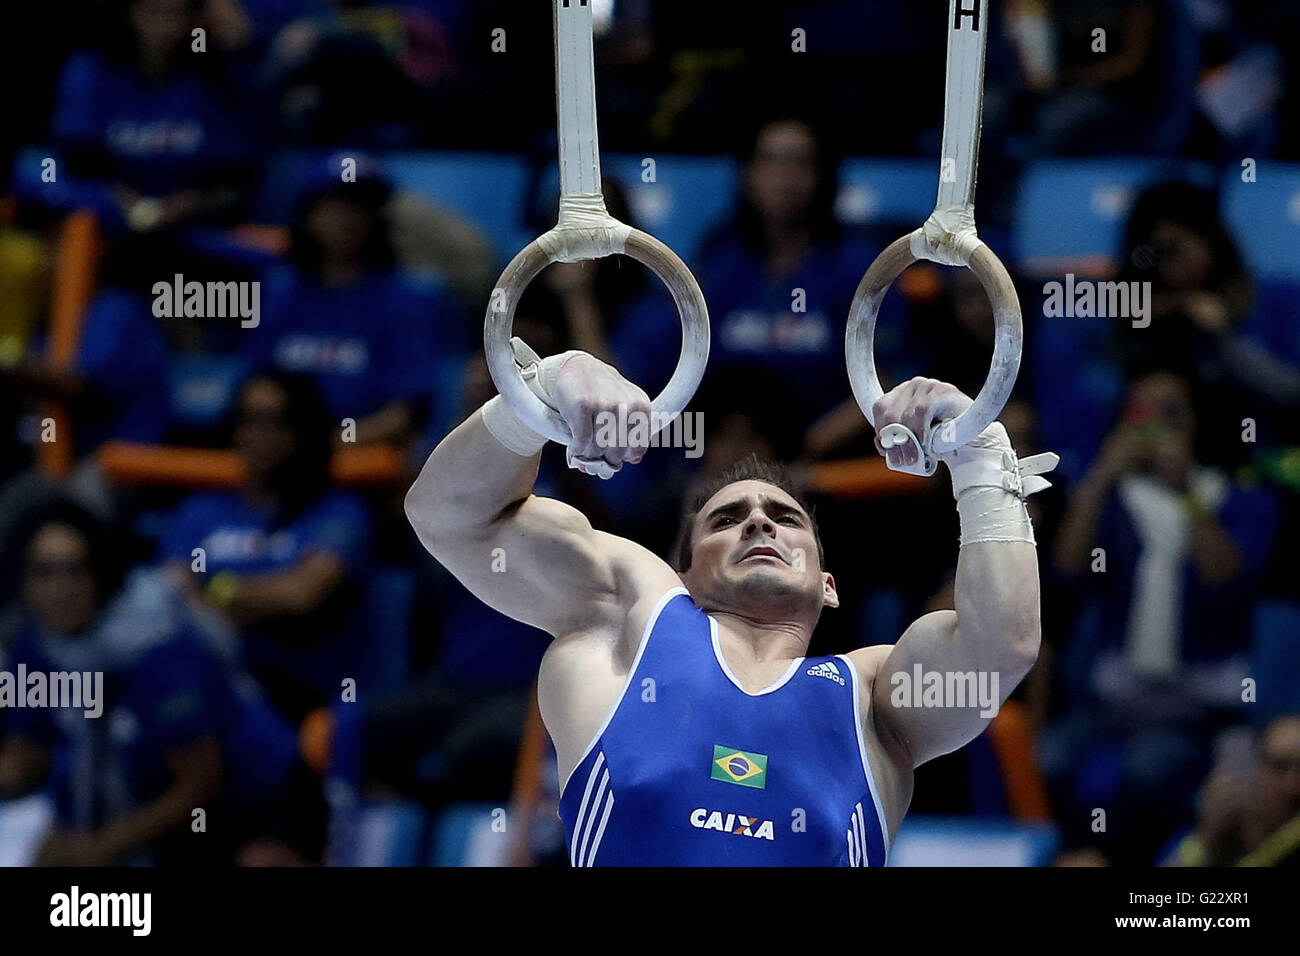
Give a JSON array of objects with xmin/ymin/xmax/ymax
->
[{"xmin": 822, "ymin": 572, "xmax": 839, "ymax": 609}]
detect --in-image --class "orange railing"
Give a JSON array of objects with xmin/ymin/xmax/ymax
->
[
  {"xmin": 39, "ymin": 209, "xmax": 102, "ymax": 479},
  {"xmin": 97, "ymin": 440, "xmax": 404, "ymax": 488}
]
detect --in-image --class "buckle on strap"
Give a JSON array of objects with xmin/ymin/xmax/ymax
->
[
  {"xmin": 949, "ymin": 448, "xmax": 1061, "ymax": 499},
  {"xmin": 1001, "ymin": 452, "xmax": 1060, "ymax": 498}
]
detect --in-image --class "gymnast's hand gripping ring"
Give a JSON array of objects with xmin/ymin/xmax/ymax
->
[
  {"xmin": 846, "ymin": 0, "xmax": 1022, "ymax": 477},
  {"xmin": 485, "ymin": 0, "xmax": 709, "ymax": 447}
]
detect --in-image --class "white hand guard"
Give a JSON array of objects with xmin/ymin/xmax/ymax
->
[{"xmin": 480, "ymin": 337, "xmax": 619, "ymax": 479}]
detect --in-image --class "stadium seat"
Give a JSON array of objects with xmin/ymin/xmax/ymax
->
[
  {"xmin": 350, "ymin": 800, "xmax": 429, "ymax": 867},
  {"xmin": 1013, "ymin": 159, "xmax": 1214, "ymax": 276},
  {"xmin": 1250, "ymin": 599, "xmax": 1300, "ymax": 727},
  {"xmin": 0, "ymin": 793, "xmax": 55, "ymax": 867},
  {"xmin": 535, "ymin": 154, "xmax": 738, "ymax": 266},
  {"xmin": 888, "ymin": 815, "xmax": 1061, "ymax": 867},
  {"xmin": 835, "ymin": 159, "xmax": 937, "ymax": 230},
  {"xmin": 380, "ymin": 152, "xmax": 531, "ymax": 263},
  {"xmin": 1221, "ymin": 163, "xmax": 1300, "ymax": 283},
  {"xmin": 256, "ymin": 150, "xmax": 532, "ymax": 265},
  {"xmin": 427, "ymin": 802, "xmax": 511, "ymax": 867}
]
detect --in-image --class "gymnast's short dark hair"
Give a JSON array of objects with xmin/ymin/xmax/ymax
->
[{"xmin": 674, "ymin": 454, "xmax": 824, "ymax": 572}]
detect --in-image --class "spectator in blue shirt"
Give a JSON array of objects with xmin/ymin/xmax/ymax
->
[
  {"xmin": 1036, "ymin": 181, "xmax": 1300, "ymax": 481},
  {"xmin": 0, "ymin": 500, "xmax": 320, "ymax": 865},
  {"xmin": 5, "ymin": 287, "xmax": 171, "ymax": 456},
  {"xmin": 611, "ymin": 115, "xmax": 911, "ymax": 461},
  {"xmin": 245, "ymin": 170, "xmax": 467, "ymax": 448},
  {"xmin": 163, "ymin": 370, "xmax": 373, "ymax": 721},
  {"xmin": 1043, "ymin": 368, "xmax": 1280, "ymax": 863},
  {"xmin": 1119, "ymin": 182, "xmax": 1300, "ymax": 465},
  {"xmin": 42, "ymin": 0, "xmax": 257, "ymax": 237}
]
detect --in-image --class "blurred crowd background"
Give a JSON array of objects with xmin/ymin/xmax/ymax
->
[{"xmin": 0, "ymin": 0, "xmax": 1298, "ymax": 867}]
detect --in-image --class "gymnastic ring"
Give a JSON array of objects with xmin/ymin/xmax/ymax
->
[
  {"xmin": 485, "ymin": 226, "xmax": 710, "ymax": 445},
  {"xmin": 845, "ymin": 229, "xmax": 1022, "ymax": 458}
]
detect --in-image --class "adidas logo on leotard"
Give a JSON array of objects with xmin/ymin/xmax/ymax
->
[{"xmin": 806, "ymin": 661, "xmax": 846, "ymax": 686}]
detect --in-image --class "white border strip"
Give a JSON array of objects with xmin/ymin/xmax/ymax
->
[
  {"xmin": 837, "ymin": 653, "xmax": 893, "ymax": 865},
  {"xmin": 569, "ymin": 751, "xmax": 606, "ymax": 867},
  {"xmin": 585, "ymin": 791, "xmax": 615, "ymax": 866},
  {"xmin": 708, "ymin": 617, "xmax": 804, "ymax": 697}
]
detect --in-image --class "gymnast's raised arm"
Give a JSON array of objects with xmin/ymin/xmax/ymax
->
[
  {"xmin": 866, "ymin": 378, "xmax": 1050, "ymax": 768},
  {"xmin": 404, "ymin": 350, "xmax": 679, "ymax": 639}
]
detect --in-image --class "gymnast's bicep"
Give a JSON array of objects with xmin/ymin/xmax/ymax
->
[{"xmin": 432, "ymin": 492, "xmax": 677, "ymax": 639}]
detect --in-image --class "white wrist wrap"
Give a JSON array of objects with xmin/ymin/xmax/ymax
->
[
  {"xmin": 955, "ymin": 486, "xmax": 1036, "ymax": 546},
  {"xmin": 480, "ymin": 340, "xmax": 584, "ymax": 458},
  {"xmin": 482, "ymin": 339, "xmax": 619, "ymax": 479},
  {"xmin": 939, "ymin": 422, "xmax": 1059, "ymax": 546},
  {"xmin": 481, "ymin": 395, "xmax": 546, "ymax": 457}
]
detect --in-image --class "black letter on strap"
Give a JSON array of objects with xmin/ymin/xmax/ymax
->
[{"xmin": 954, "ymin": 0, "xmax": 980, "ymax": 31}]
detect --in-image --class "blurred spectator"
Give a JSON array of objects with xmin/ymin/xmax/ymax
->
[
  {"xmin": 1035, "ymin": 180, "xmax": 1300, "ymax": 481},
  {"xmin": 40, "ymin": 0, "xmax": 257, "ymax": 238},
  {"xmin": 1177, "ymin": 714, "xmax": 1300, "ymax": 866},
  {"xmin": 245, "ymin": 168, "xmax": 469, "ymax": 448},
  {"xmin": 309, "ymin": 331, "xmax": 560, "ymax": 811},
  {"xmin": 1025, "ymin": 0, "xmax": 1195, "ymax": 155},
  {"xmin": 1181, "ymin": 0, "xmax": 1283, "ymax": 160},
  {"xmin": 207, "ymin": 0, "xmax": 330, "ymax": 54},
  {"xmin": 0, "ymin": 285, "xmax": 172, "ymax": 608},
  {"xmin": 262, "ymin": 0, "xmax": 468, "ymax": 145},
  {"xmin": 3, "ymin": 287, "xmax": 171, "ymax": 456},
  {"xmin": 161, "ymin": 371, "xmax": 373, "ymax": 721},
  {"xmin": 1043, "ymin": 369, "xmax": 1280, "ymax": 863},
  {"xmin": 1121, "ymin": 182, "xmax": 1300, "ymax": 466},
  {"xmin": 614, "ymin": 115, "xmax": 911, "ymax": 461},
  {"xmin": 0, "ymin": 499, "xmax": 322, "ymax": 865}
]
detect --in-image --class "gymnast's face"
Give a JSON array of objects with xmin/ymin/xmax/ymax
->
[{"xmin": 682, "ymin": 480, "xmax": 837, "ymax": 618}]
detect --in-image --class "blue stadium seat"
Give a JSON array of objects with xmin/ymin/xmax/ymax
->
[
  {"xmin": 888, "ymin": 815, "xmax": 1061, "ymax": 866},
  {"xmin": 1013, "ymin": 159, "xmax": 1214, "ymax": 276},
  {"xmin": 1250, "ymin": 599, "xmax": 1300, "ymax": 727},
  {"xmin": 427, "ymin": 803, "xmax": 511, "ymax": 867},
  {"xmin": 1222, "ymin": 164, "xmax": 1300, "ymax": 283},
  {"xmin": 349, "ymin": 800, "xmax": 429, "ymax": 867},
  {"xmin": 835, "ymin": 159, "xmax": 937, "ymax": 230},
  {"xmin": 255, "ymin": 150, "xmax": 531, "ymax": 265},
  {"xmin": 534, "ymin": 155, "xmax": 738, "ymax": 266},
  {"xmin": 168, "ymin": 353, "xmax": 249, "ymax": 431},
  {"xmin": 0, "ymin": 793, "xmax": 56, "ymax": 867},
  {"xmin": 380, "ymin": 152, "xmax": 531, "ymax": 263}
]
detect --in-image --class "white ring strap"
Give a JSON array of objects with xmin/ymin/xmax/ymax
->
[
  {"xmin": 483, "ymin": 0, "xmax": 710, "ymax": 450},
  {"xmin": 555, "ymin": 0, "xmax": 601, "ymax": 198},
  {"xmin": 846, "ymin": 0, "xmax": 1022, "ymax": 467},
  {"xmin": 536, "ymin": 193, "xmax": 632, "ymax": 263}
]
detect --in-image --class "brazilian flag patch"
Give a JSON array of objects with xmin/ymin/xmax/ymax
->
[{"xmin": 711, "ymin": 745, "xmax": 768, "ymax": 789}]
